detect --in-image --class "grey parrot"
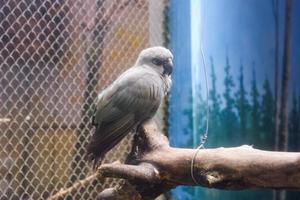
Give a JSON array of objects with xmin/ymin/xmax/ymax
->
[{"xmin": 87, "ymin": 46, "xmax": 173, "ymax": 167}]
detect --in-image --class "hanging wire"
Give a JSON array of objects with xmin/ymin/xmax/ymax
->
[{"xmin": 190, "ymin": 0, "xmax": 210, "ymax": 185}]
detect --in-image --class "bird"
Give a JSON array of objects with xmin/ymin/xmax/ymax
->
[{"xmin": 87, "ymin": 46, "xmax": 173, "ymax": 168}]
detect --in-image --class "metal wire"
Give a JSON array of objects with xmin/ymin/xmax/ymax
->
[
  {"xmin": 0, "ymin": 0, "xmax": 167, "ymax": 199},
  {"xmin": 190, "ymin": 0, "xmax": 210, "ymax": 185}
]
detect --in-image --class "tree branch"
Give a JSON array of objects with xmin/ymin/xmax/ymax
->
[
  {"xmin": 48, "ymin": 172, "xmax": 102, "ymax": 200},
  {"xmin": 100, "ymin": 163, "xmax": 160, "ymax": 183},
  {"xmin": 98, "ymin": 120, "xmax": 300, "ymax": 199},
  {"xmin": 49, "ymin": 120, "xmax": 300, "ymax": 199}
]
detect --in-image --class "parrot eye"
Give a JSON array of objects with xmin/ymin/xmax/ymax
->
[{"xmin": 152, "ymin": 58, "xmax": 163, "ymax": 66}]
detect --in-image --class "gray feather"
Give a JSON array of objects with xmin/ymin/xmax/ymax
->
[
  {"xmin": 87, "ymin": 67, "xmax": 164, "ymax": 167},
  {"xmin": 87, "ymin": 46, "xmax": 173, "ymax": 168}
]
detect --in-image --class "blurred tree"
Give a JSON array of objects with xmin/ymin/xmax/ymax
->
[
  {"xmin": 181, "ymin": 89, "xmax": 206, "ymax": 200},
  {"xmin": 235, "ymin": 63, "xmax": 250, "ymax": 142},
  {"xmin": 299, "ymin": 94, "xmax": 300, "ymax": 147},
  {"xmin": 277, "ymin": 1, "xmax": 293, "ymax": 199},
  {"xmin": 182, "ymin": 89, "xmax": 206, "ymax": 148},
  {"xmin": 289, "ymin": 92, "xmax": 299, "ymax": 151},
  {"xmin": 272, "ymin": 0, "xmax": 280, "ymax": 151},
  {"xmin": 299, "ymin": 94, "xmax": 300, "ymax": 150},
  {"xmin": 250, "ymin": 66, "xmax": 261, "ymax": 144},
  {"xmin": 261, "ymin": 78, "xmax": 275, "ymax": 149},
  {"xmin": 182, "ymin": 98, "xmax": 194, "ymax": 148},
  {"xmin": 221, "ymin": 55, "xmax": 238, "ymax": 146},
  {"xmin": 278, "ymin": 0, "xmax": 292, "ymax": 151},
  {"xmin": 208, "ymin": 57, "xmax": 222, "ymax": 147}
]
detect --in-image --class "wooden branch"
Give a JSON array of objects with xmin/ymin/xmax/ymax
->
[
  {"xmin": 98, "ymin": 120, "xmax": 300, "ymax": 199},
  {"xmin": 48, "ymin": 172, "xmax": 102, "ymax": 200},
  {"xmin": 50, "ymin": 120, "xmax": 300, "ymax": 199},
  {"xmin": 100, "ymin": 163, "xmax": 160, "ymax": 183}
]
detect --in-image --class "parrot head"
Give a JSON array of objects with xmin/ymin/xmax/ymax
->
[{"xmin": 136, "ymin": 46, "xmax": 173, "ymax": 76}]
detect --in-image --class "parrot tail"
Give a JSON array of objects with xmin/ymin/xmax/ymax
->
[{"xmin": 87, "ymin": 115, "xmax": 136, "ymax": 169}]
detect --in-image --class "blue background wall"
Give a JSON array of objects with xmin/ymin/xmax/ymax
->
[
  {"xmin": 168, "ymin": 0, "xmax": 300, "ymax": 199},
  {"xmin": 168, "ymin": 0, "xmax": 192, "ymax": 148}
]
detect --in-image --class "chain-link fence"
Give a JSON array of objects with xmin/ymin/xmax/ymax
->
[{"xmin": 0, "ymin": 0, "xmax": 167, "ymax": 199}]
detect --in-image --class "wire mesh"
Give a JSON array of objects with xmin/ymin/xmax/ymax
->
[{"xmin": 0, "ymin": 0, "xmax": 167, "ymax": 199}]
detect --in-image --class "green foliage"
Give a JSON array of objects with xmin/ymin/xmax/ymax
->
[
  {"xmin": 235, "ymin": 63, "xmax": 250, "ymax": 142},
  {"xmin": 182, "ymin": 56, "xmax": 298, "ymax": 152},
  {"xmin": 289, "ymin": 92, "xmax": 300, "ymax": 151},
  {"xmin": 220, "ymin": 55, "xmax": 238, "ymax": 146},
  {"xmin": 163, "ymin": 2, "xmax": 170, "ymax": 47},
  {"xmin": 182, "ymin": 88, "xmax": 206, "ymax": 148},
  {"xmin": 182, "ymin": 100, "xmax": 195, "ymax": 148},
  {"xmin": 250, "ymin": 66, "xmax": 261, "ymax": 143},
  {"xmin": 208, "ymin": 57, "xmax": 222, "ymax": 147},
  {"xmin": 260, "ymin": 78, "xmax": 275, "ymax": 149}
]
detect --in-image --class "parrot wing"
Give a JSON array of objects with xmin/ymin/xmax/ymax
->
[{"xmin": 87, "ymin": 67, "xmax": 163, "ymax": 167}]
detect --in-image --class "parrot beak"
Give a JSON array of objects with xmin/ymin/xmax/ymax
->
[{"xmin": 163, "ymin": 58, "xmax": 173, "ymax": 75}]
